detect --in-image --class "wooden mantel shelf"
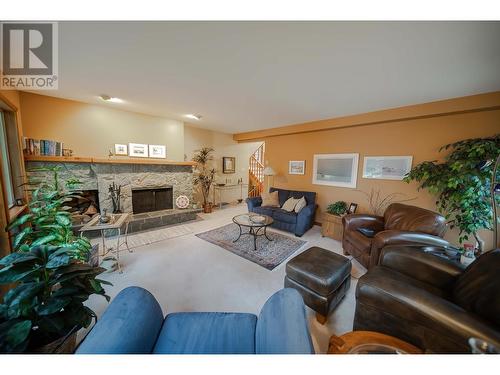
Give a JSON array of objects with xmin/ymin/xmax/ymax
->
[{"xmin": 24, "ymin": 155, "xmax": 197, "ymax": 166}]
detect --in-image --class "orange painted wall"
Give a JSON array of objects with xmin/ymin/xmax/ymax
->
[{"xmin": 256, "ymin": 98, "xmax": 500, "ymax": 249}]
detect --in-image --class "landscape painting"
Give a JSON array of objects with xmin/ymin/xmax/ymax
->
[{"xmin": 362, "ymin": 156, "xmax": 413, "ymax": 180}]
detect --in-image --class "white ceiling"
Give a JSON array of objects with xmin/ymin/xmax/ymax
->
[{"xmin": 39, "ymin": 21, "xmax": 500, "ymax": 133}]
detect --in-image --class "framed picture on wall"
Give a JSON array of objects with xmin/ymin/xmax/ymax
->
[
  {"xmin": 362, "ymin": 156, "xmax": 413, "ymax": 180},
  {"xmin": 114, "ymin": 144, "xmax": 128, "ymax": 156},
  {"xmin": 312, "ymin": 153, "xmax": 359, "ymax": 188},
  {"xmin": 149, "ymin": 144, "xmax": 167, "ymax": 159},
  {"xmin": 348, "ymin": 202, "xmax": 358, "ymax": 214},
  {"xmin": 128, "ymin": 143, "xmax": 149, "ymax": 157},
  {"xmin": 289, "ymin": 160, "xmax": 305, "ymax": 175},
  {"xmin": 223, "ymin": 157, "xmax": 236, "ymax": 174}
]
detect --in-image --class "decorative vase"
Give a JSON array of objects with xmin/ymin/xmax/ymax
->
[
  {"xmin": 99, "ymin": 209, "xmax": 111, "ymax": 224},
  {"xmin": 203, "ymin": 203, "xmax": 213, "ymax": 213}
]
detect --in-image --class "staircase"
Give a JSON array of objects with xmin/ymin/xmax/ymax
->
[{"xmin": 248, "ymin": 143, "xmax": 265, "ymax": 197}]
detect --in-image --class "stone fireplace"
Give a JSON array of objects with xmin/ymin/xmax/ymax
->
[{"xmin": 25, "ymin": 159, "xmax": 198, "ymax": 233}]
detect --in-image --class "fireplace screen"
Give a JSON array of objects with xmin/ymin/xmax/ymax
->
[{"xmin": 132, "ymin": 187, "xmax": 173, "ymax": 214}]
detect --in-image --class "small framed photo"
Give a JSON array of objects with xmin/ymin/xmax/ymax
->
[
  {"xmin": 223, "ymin": 157, "xmax": 236, "ymax": 174},
  {"xmin": 149, "ymin": 144, "xmax": 167, "ymax": 159},
  {"xmin": 114, "ymin": 144, "xmax": 128, "ymax": 156},
  {"xmin": 348, "ymin": 202, "xmax": 358, "ymax": 214},
  {"xmin": 128, "ymin": 143, "xmax": 149, "ymax": 157},
  {"xmin": 289, "ymin": 160, "xmax": 305, "ymax": 175}
]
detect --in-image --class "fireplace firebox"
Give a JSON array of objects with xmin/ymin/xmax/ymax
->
[{"xmin": 132, "ymin": 186, "xmax": 173, "ymax": 214}]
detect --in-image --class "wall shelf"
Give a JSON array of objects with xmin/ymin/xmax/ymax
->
[{"xmin": 24, "ymin": 155, "xmax": 197, "ymax": 167}]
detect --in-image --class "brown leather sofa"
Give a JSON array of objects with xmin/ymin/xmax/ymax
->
[
  {"xmin": 354, "ymin": 245, "xmax": 500, "ymax": 353},
  {"xmin": 342, "ymin": 203, "xmax": 450, "ymax": 269}
]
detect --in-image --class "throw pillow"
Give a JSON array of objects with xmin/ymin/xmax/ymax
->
[
  {"xmin": 282, "ymin": 197, "xmax": 300, "ymax": 212},
  {"xmin": 294, "ymin": 196, "xmax": 307, "ymax": 213},
  {"xmin": 261, "ymin": 191, "xmax": 280, "ymax": 207}
]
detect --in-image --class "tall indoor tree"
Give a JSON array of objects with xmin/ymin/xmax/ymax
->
[{"xmin": 404, "ymin": 134, "xmax": 500, "ymax": 252}]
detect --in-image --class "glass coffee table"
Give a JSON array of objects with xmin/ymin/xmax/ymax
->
[
  {"xmin": 232, "ymin": 213, "xmax": 274, "ymax": 251},
  {"xmin": 328, "ymin": 331, "xmax": 423, "ymax": 354}
]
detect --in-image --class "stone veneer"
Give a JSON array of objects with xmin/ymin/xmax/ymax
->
[{"xmin": 26, "ymin": 161, "xmax": 194, "ymax": 214}]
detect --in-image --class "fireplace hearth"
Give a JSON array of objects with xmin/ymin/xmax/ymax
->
[{"xmin": 132, "ymin": 186, "xmax": 173, "ymax": 214}]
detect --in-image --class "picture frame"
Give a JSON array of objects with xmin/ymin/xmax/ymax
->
[
  {"xmin": 114, "ymin": 144, "xmax": 128, "ymax": 156},
  {"xmin": 128, "ymin": 143, "xmax": 149, "ymax": 157},
  {"xmin": 148, "ymin": 144, "xmax": 167, "ymax": 159},
  {"xmin": 362, "ymin": 156, "xmax": 413, "ymax": 180},
  {"xmin": 348, "ymin": 202, "xmax": 358, "ymax": 214},
  {"xmin": 289, "ymin": 160, "xmax": 305, "ymax": 175},
  {"xmin": 312, "ymin": 153, "xmax": 359, "ymax": 188},
  {"xmin": 223, "ymin": 156, "xmax": 236, "ymax": 174}
]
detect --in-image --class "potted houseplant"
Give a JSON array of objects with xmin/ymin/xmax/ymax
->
[
  {"xmin": 326, "ymin": 201, "xmax": 348, "ymax": 216},
  {"xmin": 192, "ymin": 147, "xmax": 217, "ymax": 213},
  {"xmin": 0, "ymin": 245, "xmax": 110, "ymax": 353},
  {"xmin": 6, "ymin": 166, "xmax": 92, "ymax": 262},
  {"xmin": 404, "ymin": 134, "xmax": 500, "ymax": 253}
]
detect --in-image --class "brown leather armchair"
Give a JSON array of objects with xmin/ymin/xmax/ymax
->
[
  {"xmin": 354, "ymin": 246, "xmax": 500, "ymax": 353},
  {"xmin": 342, "ymin": 203, "xmax": 450, "ymax": 269}
]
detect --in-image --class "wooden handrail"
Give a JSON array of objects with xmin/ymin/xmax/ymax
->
[{"xmin": 248, "ymin": 143, "xmax": 265, "ymax": 197}]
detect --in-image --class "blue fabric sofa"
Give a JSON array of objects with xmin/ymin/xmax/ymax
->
[
  {"xmin": 76, "ymin": 287, "xmax": 314, "ymax": 354},
  {"xmin": 246, "ymin": 187, "xmax": 317, "ymax": 237}
]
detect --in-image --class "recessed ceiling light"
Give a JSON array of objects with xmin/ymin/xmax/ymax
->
[
  {"xmin": 99, "ymin": 94, "xmax": 123, "ymax": 103},
  {"xmin": 185, "ymin": 114, "xmax": 202, "ymax": 121}
]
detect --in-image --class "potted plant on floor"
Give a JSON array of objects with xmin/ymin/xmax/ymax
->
[
  {"xmin": 404, "ymin": 134, "xmax": 500, "ymax": 254},
  {"xmin": 192, "ymin": 147, "xmax": 217, "ymax": 213},
  {"xmin": 6, "ymin": 166, "xmax": 93, "ymax": 262},
  {"xmin": 0, "ymin": 245, "xmax": 110, "ymax": 353}
]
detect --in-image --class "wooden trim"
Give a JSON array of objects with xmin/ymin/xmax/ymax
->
[
  {"xmin": 0, "ymin": 92, "xmax": 25, "ymax": 252},
  {"xmin": 8, "ymin": 205, "xmax": 26, "ymax": 221},
  {"xmin": 24, "ymin": 155, "xmax": 197, "ymax": 166},
  {"xmin": 233, "ymin": 91, "xmax": 500, "ymax": 141},
  {"xmin": 0, "ymin": 92, "xmax": 19, "ymax": 112},
  {"xmin": 24, "ymin": 155, "xmax": 93, "ymax": 163}
]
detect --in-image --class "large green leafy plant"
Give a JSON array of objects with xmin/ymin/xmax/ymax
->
[
  {"xmin": 7, "ymin": 166, "xmax": 91, "ymax": 261},
  {"xmin": 192, "ymin": 147, "xmax": 217, "ymax": 208},
  {"xmin": 0, "ymin": 245, "xmax": 110, "ymax": 353},
  {"xmin": 404, "ymin": 134, "xmax": 500, "ymax": 252}
]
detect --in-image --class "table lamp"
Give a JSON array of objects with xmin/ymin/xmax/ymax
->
[{"xmin": 263, "ymin": 166, "xmax": 276, "ymax": 192}]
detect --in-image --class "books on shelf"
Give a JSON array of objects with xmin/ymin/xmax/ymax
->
[{"xmin": 23, "ymin": 137, "xmax": 64, "ymax": 156}]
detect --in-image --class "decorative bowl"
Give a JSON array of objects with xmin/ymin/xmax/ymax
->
[{"xmin": 250, "ymin": 215, "xmax": 266, "ymax": 224}]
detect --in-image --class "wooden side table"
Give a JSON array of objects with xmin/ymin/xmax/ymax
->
[
  {"xmin": 321, "ymin": 213, "xmax": 344, "ymax": 241},
  {"xmin": 328, "ymin": 331, "xmax": 422, "ymax": 354}
]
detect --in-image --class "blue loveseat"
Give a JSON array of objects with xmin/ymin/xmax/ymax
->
[
  {"xmin": 76, "ymin": 287, "xmax": 314, "ymax": 354},
  {"xmin": 246, "ymin": 187, "xmax": 317, "ymax": 237}
]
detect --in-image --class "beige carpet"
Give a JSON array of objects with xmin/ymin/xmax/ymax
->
[
  {"xmin": 83, "ymin": 204, "xmax": 367, "ymax": 353},
  {"xmin": 91, "ymin": 224, "xmax": 193, "ymax": 250}
]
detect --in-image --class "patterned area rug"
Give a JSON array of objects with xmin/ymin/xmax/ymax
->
[{"xmin": 196, "ymin": 223, "xmax": 307, "ymax": 270}]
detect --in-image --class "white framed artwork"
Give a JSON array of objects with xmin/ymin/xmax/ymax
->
[
  {"xmin": 312, "ymin": 153, "xmax": 359, "ymax": 188},
  {"xmin": 128, "ymin": 143, "xmax": 149, "ymax": 157},
  {"xmin": 289, "ymin": 160, "xmax": 305, "ymax": 175},
  {"xmin": 149, "ymin": 144, "xmax": 167, "ymax": 159},
  {"xmin": 362, "ymin": 156, "xmax": 413, "ymax": 180},
  {"xmin": 114, "ymin": 144, "xmax": 127, "ymax": 156}
]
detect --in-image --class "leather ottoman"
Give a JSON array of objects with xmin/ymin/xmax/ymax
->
[{"xmin": 285, "ymin": 246, "xmax": 351, "ymax": 324}]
